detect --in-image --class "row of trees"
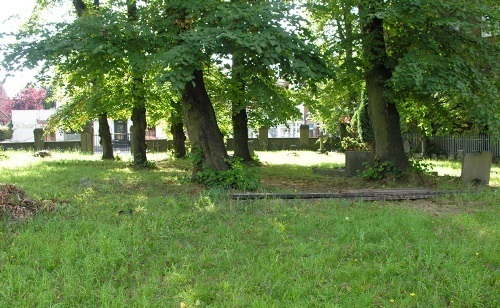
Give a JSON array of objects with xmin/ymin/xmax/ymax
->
[
  {"xmin": 2, "ymin": 0, "xmax": 498, "ymax": 172},
  {"xmin": 306, "ymin": 0, "xmax": 499, "ymax": 168}
]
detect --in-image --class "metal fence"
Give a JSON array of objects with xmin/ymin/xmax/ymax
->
[
  {"xmin": 93, "ymin": 133, "xmax": 131, "ymax": 154},
  {"xmin": 403, "ymin": 134, "xmax": 499, "ymax": 158}
]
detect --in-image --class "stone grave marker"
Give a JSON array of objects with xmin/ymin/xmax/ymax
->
[{"xmin": 461, "ymin": 151, "xmax": 493, "ymax": 185}]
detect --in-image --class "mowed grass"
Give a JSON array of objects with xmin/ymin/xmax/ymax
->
[{"xmin": 0, "ymin": 150, "xmax": 498, "ymax": 307}]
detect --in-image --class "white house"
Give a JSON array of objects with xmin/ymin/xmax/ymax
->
[{"xmin": 10, "ymin": 109, "xmax": 68, "ymax": 142}]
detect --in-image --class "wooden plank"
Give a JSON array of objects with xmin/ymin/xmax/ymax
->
[{"xmin": 230, "ymin": 190, "xmax": 461, "ymax": 201}]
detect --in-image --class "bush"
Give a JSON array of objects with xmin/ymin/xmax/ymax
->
[
  {"xmin": 358, "ymin": 159, "xmax": 433, "ymax": 180},
  {"xmin": 353, "ymin": 98, "xmax": 374, "ymax": 144},
  {"xmin": 359, "ymin": 160, "xmax": 403, "ymax": 180},
  {"xmin": 340, "ymin": 136, "xmax": 371, "ymax": 152},
  {"xmin": 192, "ymin": 157, "xmax": 260, "ymax": 190},
  {"xmin": 0, "ymin": 125, "xmax": 13, "ymax": 141}
]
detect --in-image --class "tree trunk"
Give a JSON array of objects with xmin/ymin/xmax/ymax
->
[
  {"xmin": 231, "ymin": 55, "xmax": 253, "ymax": 161},
  {"xmin": 182, "ymin": 70, "xmax": 229, "ymax": 172},
  {"xmin": 360, "ymin": 3, "xmax": 408, "ymax": 169},
  {"xmin": 131, "ymin": 103, "xmax": 147, "ymax": 165},
  {"xmin": 171, "ymin": 119, "xmax": 186, "ymax": 158},
  {"xmin": 232, "ymin": 106, "xmax": 253, "ymax": 161},
  {"xmin": 98, "ymin": 113, "xmax": 114, "ymax": 160},
  {"xmin": 169, "ymin": 100, "xmax": 186, "ymax": 158}
]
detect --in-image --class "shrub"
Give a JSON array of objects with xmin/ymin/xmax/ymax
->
[
  {"xmin": 359, "ymin": 159, "xmax": 433, "ymax": 180},
  {"xmin": 353, "ymin": 98, "xmax": 374, "ymax": 144},
  {"xmin": 0, "ymin": 125, "xmax": 13, "ymax": 141},
  {"xmin": 192, "ymin": 157, "xmax": 260, "ymax": 190},
  {"xmin": 340, "ymin": 136, "xmax": 371, "ymax": 151},
  {"xmin": 358, "ymin": 160, "xmax": 403, "ymax": 180}
]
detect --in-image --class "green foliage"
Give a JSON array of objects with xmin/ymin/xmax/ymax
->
[
  {"xmin": 192, "ymin": 157, "xmax": 260, "ymax": 191},
  {"xmin": 353, "ymin": 98, "xmax": 374, "ymax": 143},
  {"xmin": 0, "ymin": 125, "xmax": 13, "ymax": 141},
  {"xmin": 340, "ymin": 136, "xmax": 371, "ymax": 152},
  {"xmin": 408, "ymin": 159, "xmax": 433, "ymax": 175},
  {"xmin": 307, "ymin": 0, "xmax": 500, "ymax": 138},
  {"xmin": 359, "ymin": 160, "xmax": 403, "ymax": 180},
  {"xmin": 360, "ymin": 158, "xmax": 434, "ymax": 180}
]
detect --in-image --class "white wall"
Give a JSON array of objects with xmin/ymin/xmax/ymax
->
[{"xmin": 11, "ymin": 109, "xmax": 64, "ymax": 142}]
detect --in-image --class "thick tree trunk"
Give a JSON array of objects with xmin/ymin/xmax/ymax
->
[
  {"xmin": 360, "ymin": 3, "xmax": 408, "ymax": 169},
  {"xmin": 182, "ymin": 70, "xmax": 229, "ymax": 172},
  {"xmin": 131, "ymin": 103, "xmax": 147, "ymax": 165},
  {"xmin": 98, "ymin": 113, "xmax": 114, "ymax": 160},
  {"xmin": 232, "ymin": 106, "xmax": 253, "ymax": 161}
]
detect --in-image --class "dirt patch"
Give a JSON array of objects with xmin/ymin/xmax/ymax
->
[{"xmin": 0, "ymin": 184, "xmax": 60, "ymax": 220}]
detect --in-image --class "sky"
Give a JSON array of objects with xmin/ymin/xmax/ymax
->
[{"xmin": 0, "ymin": 0, "xmax": 39, "ymax": 97}]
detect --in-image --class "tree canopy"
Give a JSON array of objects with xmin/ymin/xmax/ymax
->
[{"xmin": 306, "ymin": 0, "xmax": 499, "ymax": 167}]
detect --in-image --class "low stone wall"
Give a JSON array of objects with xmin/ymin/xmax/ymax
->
[
  {"xmin": 1, "ymin": 141, "xmax": 81, "ymax": 151},
  {"xmin": 45, "ymin": 141, "xmax": 81, "ymax": 151},
  {"xmin": 145, "ymin": 139, "xmax": 171, "ymax": 152},
  {"xmin": 0, "ymin": 142, "xmax": 35, "ymax": 150}
]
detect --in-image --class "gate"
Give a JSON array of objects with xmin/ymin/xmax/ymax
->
[{"xmin": 93, "ymin": 133, "xmax": 131, "ymax": 154}]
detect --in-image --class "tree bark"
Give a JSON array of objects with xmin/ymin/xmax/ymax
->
[
  {"xmin": 169, "ymin": 100, "xmax": 186, "ymax": 158},
  {"xmin": 170, "ymin": 117, "xmax": 186, "ymax": 158},
  {"xmin": 131, "ymin": 102, "xmax": 147, "ymax": 165},
  {"xmin": 98, "ymin": 113, "xmax": 114, "ymax": 160},
  {"xmin": 360, "ymin": 2, "xmax": 408, "ymax": 169},
  {"xmin": 231, "ymin": 55, "xmax": 253, "ymax": 161},
  {"xmin": 127, "ymin": 0, "xmax": 147, "ymax": 165},
  {"xmin": 182, "ymin": 70, "xmax": 229, "ymax": 172},
  {"xmin": 232, "ymin": 106, "xmax": 253, "ymax": 161}
]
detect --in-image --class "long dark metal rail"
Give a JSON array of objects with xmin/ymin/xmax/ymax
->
[{"xmin": 231, "ymin": 189, "xmax": 462, "ymax": 201}]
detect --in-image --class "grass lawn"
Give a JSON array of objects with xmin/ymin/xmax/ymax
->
[{"xmin": 0, "ymin": 150, "xmax": 498, "ymax": 307}]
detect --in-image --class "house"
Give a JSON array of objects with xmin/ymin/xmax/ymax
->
[
  {"xmin": 92, "ymin": 118, "xmax": 168, "ymax": 143},
  {"xmin": 10, "ymin": 109, "xmax": 64, "ymax": 142},
  {"xmin": 0, "ymin": 110, "xmax": 10, "ymax": 126},
  {"xmin": 0, "ymin": 83, "xmax": 11, "ymax": 126}
]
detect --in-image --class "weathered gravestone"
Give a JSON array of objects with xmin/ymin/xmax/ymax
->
[
  {"xmin": 33, "ymin": 128, "xmax": 44, "ymax": 151},
  {"xmin": 258, "ymin": 126, "xmax": 269, "ymax": 151},
  {"xmin": 403, "ymin": 140, "xmax": 411, "ymax": 154},
  {"xmin": 345, "ymin": 151, "xmax": 374, "ymax": 177},
  {"xmin": 461, "ymin": 151, "xmax": 493, "ymax": 185},
  {"xmin": 299, "ymin": 124, "xmax": 310, "ymax": 149}
]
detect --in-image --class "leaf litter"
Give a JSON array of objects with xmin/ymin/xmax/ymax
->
[{"xmin": 0, "ymin": 184, "xmax": 61, "ymax": 220}]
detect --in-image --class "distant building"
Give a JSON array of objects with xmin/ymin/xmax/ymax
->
[{"xmin": 0, "ymin": 83, "xmax": 12, "ymax": 126}]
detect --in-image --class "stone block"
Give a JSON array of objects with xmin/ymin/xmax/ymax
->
[
  {"xmin": 299, "ymin": 124, "xmax": 310, "ymax": 149},
  {"xmin": 345, "ymin": 151, "xmax": 374, "ymax": 177},
  {"xmin": 461, "ymin": 151, "xmax": 492, "ymax": 185},
  {"xmin": 33, "ymin": 128, "xmax": 44, "ymax": 151}
]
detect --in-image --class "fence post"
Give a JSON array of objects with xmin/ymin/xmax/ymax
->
[{"xmin": 33, "ymin": 128, "xmax": 45, "ymax": 151}]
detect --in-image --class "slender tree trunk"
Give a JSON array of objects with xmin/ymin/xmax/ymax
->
[
  {"xmin": 169, "ymin": 100, "xmax": 186, "ymax": 158},
  {"xmin": 232, "ymin": 106, "xmax": 253, "ymax": 161},
  {"xmin": 130, "ymin": 101, "xmax": 147, "ymax": 165},
  {"xmin": 231, "ymin": 55, "xmax": 253, "ymax": 161},
  {"xmin": 127, "ymin": 0, "xmax": 147, "ymax": 165},
  {"xmin": 98, "ymin": 113, "xmax": 114, "ymax": 160},
  {"xmin": 182, "ymin": 69, "xmax": 229, "ymax": 172},
  {"xmin": 360, "ymin": 2, "xmax": 408, "ymax": 169},
  {"xmin": 170, "ymin": 117, "xmax": 186, "ymax": 158}
]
